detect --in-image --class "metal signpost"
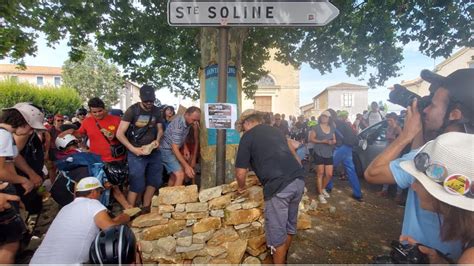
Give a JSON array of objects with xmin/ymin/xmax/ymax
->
[{"xmin": 168, "ymin": 0, "xmax": 339, "ymax": 185}]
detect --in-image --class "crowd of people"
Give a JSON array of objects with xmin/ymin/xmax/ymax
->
[{"xmin": 0, "ymin": 68, "xmax": 473, "ymax": 264}]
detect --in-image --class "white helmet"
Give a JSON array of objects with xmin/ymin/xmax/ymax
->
[{"xmin": 55, "ymin": 134, "xmax": 78, "ymax": 150}]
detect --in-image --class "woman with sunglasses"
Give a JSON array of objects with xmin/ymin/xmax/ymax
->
[{"xmin": 399, "ymin": 132, "xmax": 474, "ymax": 264}]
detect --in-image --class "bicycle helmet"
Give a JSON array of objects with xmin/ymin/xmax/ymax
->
[
  {"xmin": 103, "ymin": 162, "xmax": 128, "ymax": 186},
  {"xmin": 90, "ymin": 225, "xmax": 136, "ymax": 265},
  {"xmin": 55, "ymin": 134, "xmax": 78, "ymax": 150}
]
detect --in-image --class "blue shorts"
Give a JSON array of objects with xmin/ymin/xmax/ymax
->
[
  {"xmin": 127, "ymin": 149, "xmax": 163, "ymax": 193},
  {"xmin": 264, "ymin": 178, "xmax": 305, "ymax": 248},
  {"xmin": 160, "ymin": 148, "xmax": 182, "ymax": 174}
]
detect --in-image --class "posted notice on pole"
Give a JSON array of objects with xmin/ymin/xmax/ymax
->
[{"xmin": 205, "ymin": 103, "xmax": 237, "ymax": 129}]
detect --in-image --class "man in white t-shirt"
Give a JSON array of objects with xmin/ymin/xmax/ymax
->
[
  {"xmin": 30, "ymin": 177, "xmax": 130, "ymax": 264},
  {"xmin": 364, "ymin": 101, "xmax": 385, "ymax": 126}
]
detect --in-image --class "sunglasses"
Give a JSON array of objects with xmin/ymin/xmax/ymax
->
[{"xmin": 414, "ymin": 152, "xmax": 472, "ymax": 196}]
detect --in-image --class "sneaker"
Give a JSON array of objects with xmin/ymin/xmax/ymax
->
[
  {"xmin": 352, "ymin": 195, "xmax": 364, "ymax": 202},
  {"xmin": 318, "ymin": 195, "xmax": 327, "ymax": 204},
  {"xmin": 322, "ymin": 189, "xmax": 330, "ymax": 198}
]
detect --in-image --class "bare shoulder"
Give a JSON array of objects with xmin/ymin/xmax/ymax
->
[{"xmin": 458, "ymin": 247, "xmax": 474, "ymax": 264}]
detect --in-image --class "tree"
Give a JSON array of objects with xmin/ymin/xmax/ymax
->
[
  {"xmin": 62, "ymin": 46, "xmax": 123, "ymax": 107},
  {"xmin": 1, "ymin": 1, "xmax": 472, "ymax": 99}
]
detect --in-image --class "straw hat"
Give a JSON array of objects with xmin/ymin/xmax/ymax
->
[{"xmin": 235, "ymin": 109, "xmax": 260, "ymax": 132}]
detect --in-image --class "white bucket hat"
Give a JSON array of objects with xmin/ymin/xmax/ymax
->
[
  {"xmin": 76, "ymin": 177, "xmax": 104, "ymax": 192},
  {"xmin": 2, "ymin": 102, "xmax": 46, "ymax": 130},
  {"xmin": 400, "ymin": 132, "xmax": 474, "ymax": 211}
]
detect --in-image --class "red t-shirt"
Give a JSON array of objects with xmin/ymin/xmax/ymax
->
[{"xmin": 77, "ymin": 115, "xmax": 124, "ymax": 162}]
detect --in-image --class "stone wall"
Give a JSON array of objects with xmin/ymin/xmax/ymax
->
[{"xmin": 131, "ymin": 176, "xmax": 312, "ymax": 264}]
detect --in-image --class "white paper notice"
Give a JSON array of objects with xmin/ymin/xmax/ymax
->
[{"xmin": 205, "ymin": 103, "xmax": 237, "ymax": 129}]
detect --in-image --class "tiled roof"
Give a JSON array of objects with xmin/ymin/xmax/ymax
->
[
  {"xmin": 326, "ymin": 82, "xmax": 368, "ymax": 89},
  {"xmin": 0, "ymin": 64, "xmax": 62, "ymax": 75}
]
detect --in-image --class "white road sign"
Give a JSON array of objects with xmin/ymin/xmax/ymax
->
[{"xmin": 168, "ymin": 0, "xmax": 340, "ymax": 26}]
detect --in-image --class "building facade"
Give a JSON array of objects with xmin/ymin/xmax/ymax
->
[
  {"xmin": 300, "ymin": 82, "xmax": 368, "ymax": 121},
  {"xmin": 396, "ymin": 47, "xmax": 474, "ymax": 96},
  {"xmin": 242, "ymin": 50, "xmax": 300, "ymax": 117},
  {"xmin": 0, "ymin": 64, "xmax": 62, "ymax": 87}
]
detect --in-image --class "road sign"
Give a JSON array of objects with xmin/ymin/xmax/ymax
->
[{"xmin": 168, "ymin": 0, "xmax": 340, "ymax": 27}]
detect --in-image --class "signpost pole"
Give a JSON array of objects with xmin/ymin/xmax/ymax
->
[{"xmin": 216, "ymin": 27, "xmax": 228, "ymax": 186}]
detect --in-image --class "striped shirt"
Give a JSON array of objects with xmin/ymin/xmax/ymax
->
[{"xmin": 160, "ymin": 115, "xmax": 191, "ymax": 150}]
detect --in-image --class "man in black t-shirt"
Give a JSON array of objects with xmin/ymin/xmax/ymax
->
[
  {"xmin": 116, "ymin": 85, "xmax": 164, "ymax": 210},
  {"xmin": 234, "ymin": 109, "xmax": 305, "ymax": 264}
]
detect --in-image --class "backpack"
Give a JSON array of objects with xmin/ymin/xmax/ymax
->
[{"xmin": 51, "ymin": 153, "xmax": 110, "ymax": 207}]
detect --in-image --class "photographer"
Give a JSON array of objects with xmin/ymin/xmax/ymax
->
[
  {"xmin": 365, "ymin": 68, "xmax": 474, "ymax": 261},
  {"xmin": 399, "ymin": 132, "xmax": 473, "ymax": 263}
]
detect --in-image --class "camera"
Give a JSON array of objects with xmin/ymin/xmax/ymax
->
[
  {"xmin": 389, "ymin": 84, "xmax": 431, "ymax": 112},
  {"xmin": 373, "ymin": 240, "xmax": 429, "ymax": 264}
]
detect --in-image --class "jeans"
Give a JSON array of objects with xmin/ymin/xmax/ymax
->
[
  {"xmin": 127, "ymin": 149, "xmax": 163, "ymax": 193},
  {"xmin": 327, "ymin": 145, "xmax": 362, "ymax": 198}
]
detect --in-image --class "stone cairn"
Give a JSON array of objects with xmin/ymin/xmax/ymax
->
[{"xmin": 131, "ymin": 175, "xmax": 312, "ymax": 264}]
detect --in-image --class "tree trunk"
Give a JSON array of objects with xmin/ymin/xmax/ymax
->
[{"xmin": 199, "ymin": 27, "xmax": 247, "ymax": 189}]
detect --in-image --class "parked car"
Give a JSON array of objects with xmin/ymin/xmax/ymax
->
[{"xmin": 352, "ymin": 117, "xmax": 406, "ymax": 178}]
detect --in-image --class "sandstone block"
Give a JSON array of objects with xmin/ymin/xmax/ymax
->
[
  {"xmin": 158, "ymin": 185, "xmax": 198, "ymax": 205},
  {"xmin": 246, "ymin": 243, "xmax": 267, "ymax": 257},
  {"xmin": 243, "ymin": 256, "xmax": 261, "ymax": 265},
  {"xmin": 186, "ymin": 212, "xmax": 209, "ymax": 220},
  {"xmin": 181, "ymin": 249, "xmax": 207, "ymax": 260},
  {"xmin": 158, "ymin": 204, "xmax": 174, "ymax": 214},
  {"xmin": 162, "ymin": 213, "xmax": 171, "ymax": 219},
  {"xmin": 248, "ymin": 234, "xmax": 266, "ymax": 250},
  {"xmin": 247, "ymin": 186, "xmax": 264, "ymax": 203},
  {"xmin": 199, "ymin": 186, "xmax": 223, "ymax": 202},
  {"xmin": 142, "ymin": 219, "xmax": 186, "ymax": 240},
  {"xmin": 238, "ymin": 224, "xmax": 265, "ymax": 239},
  {"xmin": 139, "ymin": 240, "xmax": 153, "ymax": 254},
  {"xmin": 131, "ymin": 212, "xmax": 168, "ymax": 228},
  {"xmin": 193, "ymin": 217, "xmax": 221, "ymax": 233},
  {"xmin": 175, "ymin": 203, "xmax": 185, "ymax": 212},
  {"xmin": 186, "ymin": 202, "xmax": 208, "ymax": 212},
  {"xmin": 208, "ymin": 194, "xmax": 232, "ymax": 210},
  {"xmin": 210, "ymin": 209, "xmax": 224, "ymax": 217},
  {"xmin": 224, "ymin": 208, "xmax": 262, "ymax": 225},
  {"xmin": 186, "ymin": 219, "xmax": 197, "ymax": 226},
  {"xmin": 205, "ymin": 246, "xmax": 227, "ymax": 257},
  {"xmin": 242, "ymin": 200, "xmax": 261, "ymax": 209},
  {"xmin": 209, "ymin": 258, "xmax": 230, "ymax": 264},
  {"xmin": 297, "ymin": 213, "xmax": 312, "ymax": 230},
  {"xmin": 193, "ymin": 256, "xmax": 211, "ymax": 264},
  {"xmin": 151, "ymin": 195, "xmax": 159, "ymax": 207},
  {"xmin": 222, "ymin": 238, "xmax": 247, "ymax": 264},
  {"xmin": 226, "ymin": 203, "xmax": 242, "ymax": 211},
  {"xmin": 176, "ymin": 236, "xmax": 192, "ymax": 247},
  {"xmin": 176, "ymin": 243, "xmax": 204, "ymax": 253},
  {"xmin": 193, "ymin": 229, "xmax": 215, "ymax": 244},
  {"xmin": 221, "ymin": 181, "xmax": 238, "ymax": 194},
  {"xmin": 171, "ymin": 212, "xmax": 187, "ymax": 220},
  {"xmin": 246, "ymin": 175, "xmax": 261, "ymax": 186},
  {"xmin": 234, "ymin": 223, "xmax": 251, "ymax": 230},
  {"xmin": 207, "ymin": 227, "xmax": 239, "ymax": 246},
  {"xmin": 153, "ymin": 236, "xmax": 176, "ymax": 256}
]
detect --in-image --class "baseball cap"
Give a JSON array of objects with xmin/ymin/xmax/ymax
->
[
  {"xmin": 139, "ymin": 85, "xmax": 156, "ymax": 102},
  {"xmin": 421, "ymin": 68, "xmax": 474, "ymax": 119},
  {"xmin": 400, "ymin": 132, "xmax": 474, "ymax": 211},
  {"xmin": 76, "ymin": 177, "xmax": 104, "ymax": 192},
  {"xmin": 2, "ymin": 102, "xmax": 46, "ymax": 130}
]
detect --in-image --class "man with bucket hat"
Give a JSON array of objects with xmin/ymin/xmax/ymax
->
[
  {"xmin": 234, "ymin": 109, "xmax": 305, "ymax": 264},
  {"xmin": 365, "ymin": 68, "xmax": 474, "ymax": 261},
  {"xmin": 30, "ymin": 176, "xmax": 130, "ymax": 264}
]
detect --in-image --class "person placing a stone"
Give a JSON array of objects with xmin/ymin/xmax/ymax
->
[{"xmin": 233, "ymin": 109, "xmax": 305, "ymax": 264}]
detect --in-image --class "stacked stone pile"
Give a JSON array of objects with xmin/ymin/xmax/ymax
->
[{"xmin": 131, "ymin": 175, "xmax": 312, "ymax": 264}]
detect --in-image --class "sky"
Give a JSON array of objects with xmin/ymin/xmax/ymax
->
[{"xmin": 1, "ymin": 33, "xmax": 442, "ymax": 112}]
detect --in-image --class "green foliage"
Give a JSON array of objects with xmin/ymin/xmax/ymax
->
[
  {"xmin": 62, "ymin": 45, "xmax": 124, "ymax": 107},
  {"xmin": 1, "ymin": 1, "xmax": 472, "ymax": 99},
  {"xmin": 0, "ymin": 79, "xmax": 82, "ymax": 115}
]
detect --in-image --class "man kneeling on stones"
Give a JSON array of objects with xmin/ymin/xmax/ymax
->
[{"xmin": 234, "ymin": 110, "xmax": 305, "ymax": 264}]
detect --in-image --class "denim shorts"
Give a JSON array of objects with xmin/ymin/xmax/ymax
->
[
  {"xmin": 264, "ymin": 178, "xmax": 305, "ymax": 248},
  {"xmin": 127, "ymin": 149, "xmax": 163, "ymax": 193},
  {"xmin": 160, "ymin": 148, "xmax": 182, "ymax": 174}
]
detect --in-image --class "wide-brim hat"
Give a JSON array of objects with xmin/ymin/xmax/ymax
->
[
  {"xmin": 2, "ymin": 102, "xmax": 46, "ymax": 130},
  {"xmin": 235, "ymin": 109, "xmax": 260, "ymax": 132},
  {"xmin": 400, "ymin": 132, "xmax": 474, "ymax": 211},
  {"xmin": 76, "ymin": 176, "xmax": 104, "ymax": 192}
]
